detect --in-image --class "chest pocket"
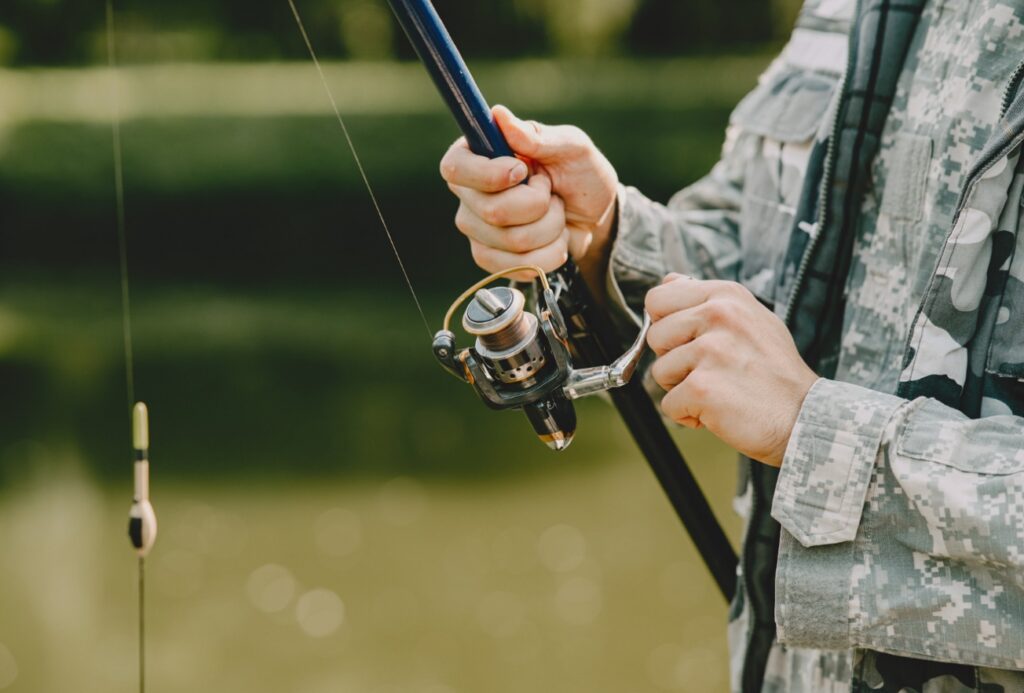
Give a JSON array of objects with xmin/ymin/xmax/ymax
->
[{"xmin": 729, "ymin": 66, "xmax": 837, "ymax": 305}]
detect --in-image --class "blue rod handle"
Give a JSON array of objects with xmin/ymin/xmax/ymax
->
[{"xmin": 386, "ymin": 0, "xmax": 516, "ymax": 160}]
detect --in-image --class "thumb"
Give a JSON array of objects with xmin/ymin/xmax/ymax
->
[{"xmin": 493, "ymin": 105, "xmax": 567, "ymax": 162}]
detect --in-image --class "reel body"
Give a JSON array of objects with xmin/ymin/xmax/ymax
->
[{"xmin": 433, "ymin": 266, "xmax": 651, "ymax": 451}]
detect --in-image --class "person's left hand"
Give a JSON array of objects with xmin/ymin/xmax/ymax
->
[{"xmin": 645, "ymin": 275, "xmax": 819, "ymax": 467}]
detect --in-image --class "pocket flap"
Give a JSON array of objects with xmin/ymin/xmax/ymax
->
[{"xmin": 730, "ymin": 66, "xmax": 837, "ymax": 143}]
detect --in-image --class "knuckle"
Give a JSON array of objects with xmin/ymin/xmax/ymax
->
[
  {"xmin": 646, "ymin": 326, "xmax": 666, "ymax": 354},
  {"xmin": 487, "ymin": 167, "xmax": 510, "ymax": 191},
  {"xmin": 644, "ymin": 287, "xmax": 661, "ymax": 314},
  {"xmin": 540, "ymin": 240, "xmax": 569, "ymax": 271},
  {"xmin": 454, "ymin": 206, "xmax": 472, "ymax": 235},
  {"xmin": 722, "ymin": 280, "xmax": 750, "ymax": 301},
  {"xmin": 650, "ymin": 360, "xmax": 669, "ymax": 390},
  {"xmin": 704, "ymin": 333, "xmax": 726, "ymax": 355},
  {"xmin": 470, "ymin": 243, "xmax": 497, "ymax": 272},
  {"xmin": 566, "ymin": 126, "xmax": 591, "ymax": 152},
  {"xmin": 661, "ymin": 389, "xmax": 683, "ymax": 420},
  {"xmin": 686, "ymin": 372, "xmax": 710, "ymax": 401},
  {"xmin": 439, "ymin": 157, "xmax": 456, "ymax": 182},
  {"xmin": 528, "ymin": 190, "xmax": 551, "ymax": 218},
  {"xmin": 505, "ymin": 227, "xmax": 536, "ymax": 254},
  {"xmin": 702, "ymin": 299, "xmax": 730, "ymax": 326},
  {"xmin": 480, "ymin": 200, "xmax": 506, "ymax": 227}
]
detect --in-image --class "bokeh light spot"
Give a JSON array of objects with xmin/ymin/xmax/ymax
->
[
  {"xmin": 246, "ymin": 563, "xmax": 296, "ymax": 613},
  {"xmin": 537, "ymin": 524, "xmax": 586, "ymax": 573},
  {"xmin": 296, "ymin": 588, "xmax": 346, "ymax": 638}
]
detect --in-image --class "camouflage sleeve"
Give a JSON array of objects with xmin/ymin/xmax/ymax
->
[
  {"xmin": 772, "ymin": 378, "xmax": 1024, "ymax": 668},
  {"xmin": 605, "ymin": 128, "xmax": 746, "ymax": 326}
]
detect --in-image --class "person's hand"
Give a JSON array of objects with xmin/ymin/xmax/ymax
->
[
  {"xmin": 439, "ymin": 105, "xmax": 618, "ymax": 279},
  {"xmin": 645, "ymin": 275, "xmax": 819, "ymax": 467}
]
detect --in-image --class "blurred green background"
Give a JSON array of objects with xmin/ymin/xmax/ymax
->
[{"xmin": 0, "ymin": 1, "xmax": 791, "ymax": 691}]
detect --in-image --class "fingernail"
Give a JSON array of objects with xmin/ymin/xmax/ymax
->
[{"xmin": 509, "ymin": 162, "xmax": 528, "ymax": 184}]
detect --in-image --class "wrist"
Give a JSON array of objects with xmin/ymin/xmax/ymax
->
[
  {"xmin": 575, "ymin": 195, "xmax": 618, "ymax": 307},
  {"xmin": 762, "ymin": 371, "xmax": 819, "ymax": 468}
]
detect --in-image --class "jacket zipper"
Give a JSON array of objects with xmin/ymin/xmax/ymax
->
[
  {"xmin": 1000, "ymin": 57, "xmax": 1024, "ymax": 118},
  {"xmin": 782, "ymin": 0, "xmax": 863, "ymax": 328}
]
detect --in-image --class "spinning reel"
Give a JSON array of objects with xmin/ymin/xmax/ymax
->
[{"xmin": 432, "ymin": 266, "xmax": 652, "ymax": 451}]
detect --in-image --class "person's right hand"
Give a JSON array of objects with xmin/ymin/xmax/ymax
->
[{"xmin": 439, "ymin": 105, "xmax": 618, "ymax": 279}]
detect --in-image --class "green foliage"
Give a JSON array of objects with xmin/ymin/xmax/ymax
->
[{"xmin": 0, "ymin": 0, "xmax": 795, "ymax": 66}]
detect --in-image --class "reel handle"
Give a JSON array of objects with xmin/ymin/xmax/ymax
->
[{"xmin": 563, "ymin": 312, "xmax": 652, "ymax": 400}]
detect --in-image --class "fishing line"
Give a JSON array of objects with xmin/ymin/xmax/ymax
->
[
  {"xmin": 105, "ymin": 3, "xmax": 152, "ymax": 693},
  {"xmin": 106, "ymin": 0, "xmax": 134, "ymax": 411},
  {"xmin": 286, "ymin": 0, "xmax": 433, "ymax": 339}
]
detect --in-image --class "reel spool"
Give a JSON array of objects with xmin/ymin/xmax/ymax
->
[{"xmin": 433, "ymin": 266, "xmax": 651, "ymax": 451}]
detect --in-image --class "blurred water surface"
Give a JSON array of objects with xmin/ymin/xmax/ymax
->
[{"xmin": 0, "ymin": 445, "xmax": 738, "ymax": 692}]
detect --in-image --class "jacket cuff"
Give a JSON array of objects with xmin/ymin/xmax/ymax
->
[{"xmin": 771, "ymin": 378, "xmax": 905, "ymax": 547}]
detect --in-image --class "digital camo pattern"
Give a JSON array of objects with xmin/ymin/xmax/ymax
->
[
  {"xmin": 609, "ymin": 16, "xmax": 845, "ymax": 313},
  {"xmin": 853, "ymin": 650, "xmax": 1024, "ymax": 692},
  {"xmin": 776, "ymin": 0, "xmax": 1024, "ymax": 681},
  {"xmin": 761, "ymin": 643, "xmax": 854, "ymax": 693},
  {"xmin": 608, "ymin": 0, "xmax": 1024, "ymax": 690},
  {"xmin": 771, "ymin": 379, "xmax": 900, "ymax": 549},
  {"xmin": 896, "ymin": 0, "xmax": 1024, "ymax": 406},
  {"xmin": 776, "ymin": 378, "xmax": 1024, "ymax": 669}
]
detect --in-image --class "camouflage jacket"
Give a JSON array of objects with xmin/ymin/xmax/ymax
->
[{"xmin": 606, "ymin": 0, "xmax": 1024, "ymax": 691}]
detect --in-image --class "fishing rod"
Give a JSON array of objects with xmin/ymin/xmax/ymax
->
[{"xmin": 385, "ymin": 0, "xmax": 737, "ymax": 600}]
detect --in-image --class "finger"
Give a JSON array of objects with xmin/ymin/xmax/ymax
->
[
  {"xmin": 440, "ymin": 137, "xmax": 529, "ymax": 192},
  {"xmin": 469, "ymin": 227, "xmax": 570, "ymax": 278},
  {"xmin": 448, "ymin": 172, "xmax": 551, "ymax": 228},
  {"xmin": 646, "ymin": 309, "xmax": 704, "ymax": 356},
  {"xmin": 456, "ymin": 195, "xmax": 565, "ymax": 255},
  {"xmin": 493, "ymin": 105, "xmax": 588, "ymax": 163},
  {"xmin": 565, "ymin": 223, "xmax": 595, "ymax": 262},
  {"xmin": 661, "ymin": 379, "xmax": 704, "ymax": 426},
  {"xmin": 645, "ymin": 278, "xmax": 733, "ymax": 321},
  {"xmin": 649, "ymin": 340, "xmax": 701, "ymax": 391}
]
